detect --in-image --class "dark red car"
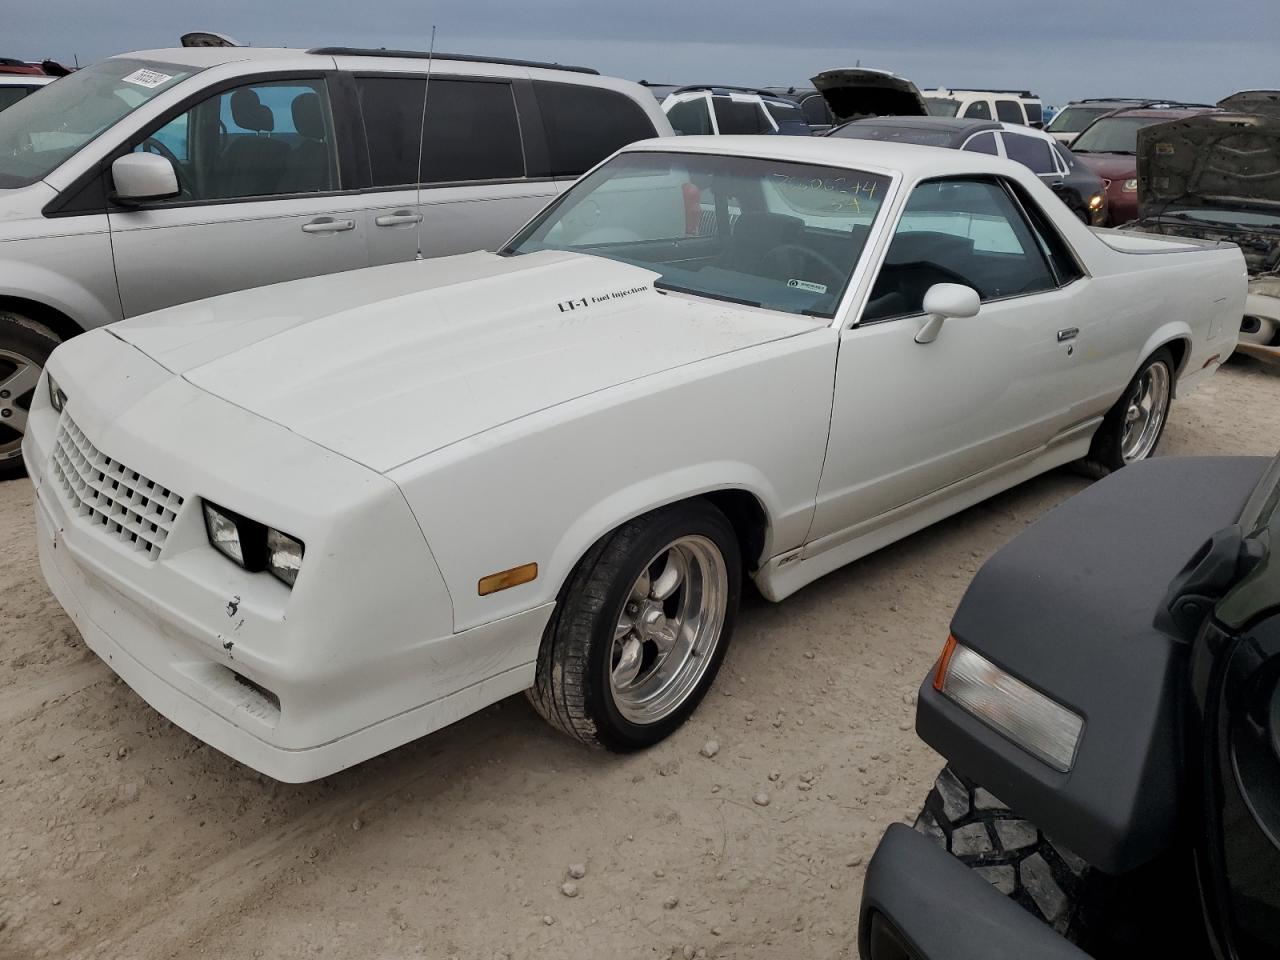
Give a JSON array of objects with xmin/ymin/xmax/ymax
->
[{"xmin": 1071, "ymin": 103, "xmax": 1218, "ymax": 225}]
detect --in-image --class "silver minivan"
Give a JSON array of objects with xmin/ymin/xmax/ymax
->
[{"xmin": 0, "ymin": 46, "xmax": 671, "ymax": 478}]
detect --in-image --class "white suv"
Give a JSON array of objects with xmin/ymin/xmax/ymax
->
[
  {"xmin": 0, "ymin": 46, "xmax": 671, "ymax": 478},
  {"xmin": 923, "ymin": 88, "xmax": 1044, "ymax": 128}
]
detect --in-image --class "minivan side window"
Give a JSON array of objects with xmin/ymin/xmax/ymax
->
[
  {"xmin": 356, "ymin": 76, "xmax": 524, "ymax": 187},
  {"xmin": 963, "ymin": 100, "xmax": 992, "ymax": 120},
  {"xmin": 135, "ymin": 79, "xmax": 338, "ymax": 201},
  {"xmin": 666, "ymin": 97, "xmax": 714, "ymax": 136},
  {"xmin": 863, "ymin": 178, "xmax": 1058, "ymax": 322},
  {"xmin": 533, "ymin": 81, "xmax": 658, "ymax": 177},
  {"xmin": 995, "ymin": 99, "xmax": 1024, "ymax": 123}
]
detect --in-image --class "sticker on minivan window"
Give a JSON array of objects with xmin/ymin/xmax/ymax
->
[
  {"xmin": 787, "ymin": 278, "xmax": 828, "ymax": 294},
  {"xmin": 121, "ymin": 69, "xmax": 174, "ymax": 89}
]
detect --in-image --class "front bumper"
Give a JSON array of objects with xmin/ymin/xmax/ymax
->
[{"xmin": 25, "ymin": 331, "xmax": 552, "ymax": 782}]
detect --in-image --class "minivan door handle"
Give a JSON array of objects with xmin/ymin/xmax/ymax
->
[
  {"xmin": 374, "ymin": 210, "xmax": 424, "ymax": 227},
  {"xmin": 301, "ymin": 217, "xmax": 355, "ymax": 234},
  {"xmin": 1057, "ymin": 327, "xmax": 1079, "ymax": 342}
]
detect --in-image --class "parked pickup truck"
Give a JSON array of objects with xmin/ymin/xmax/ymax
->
[{"xmin": 25, "ymin": 136, "xmax": 1242, "ymax": 782}]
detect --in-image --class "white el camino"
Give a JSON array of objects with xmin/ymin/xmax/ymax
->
[{"xmin": 23, "ymin": 137, "xmax": 1244, "ymax": 782}]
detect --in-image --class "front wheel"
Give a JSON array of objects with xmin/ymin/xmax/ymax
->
[
  {"xmin": 0, "ymin": 312, "xmax": 62, "ymax": 481},
  {"xmin": 1080, "ymin": 346, "xmax": 1174, "ymax": 477},
  {"xmin": 527, "ymin": 500, "xmax": 741, "ymax": 751}
]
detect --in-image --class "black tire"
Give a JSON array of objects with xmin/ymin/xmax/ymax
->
[
  {"xmin": 527, "ymin": 499, "xmax": 741, "ymax": 752},
  {"xmin": 0, "ymin": 311, "xmax": 62, "ymax": 482},
  {"xmin": 915, "ymin": 766, "xmax": 1207, "ymax": 958},
  {"xmin": 1078, "ymin": 346, "xmax": 1175, "ymax": 478}
]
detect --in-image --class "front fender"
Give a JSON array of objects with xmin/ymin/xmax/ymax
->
[{"xmin": 0, "ymin": 221, "xmax": 121, "ymax": 332}]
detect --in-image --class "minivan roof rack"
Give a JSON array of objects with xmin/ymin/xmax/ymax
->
[
  {"xmin": 933, "ymin": 87, "xmax": 1038, "ymax": 98},
  {"xmin": 307, "ymin": 47, "xmax": 599, "ymax": 75}
]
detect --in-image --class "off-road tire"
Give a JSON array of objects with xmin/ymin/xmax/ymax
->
[
  {"xmin": 1077, "ymin": 346, "xmax": 1175, "ymax": 478},
  {"xmin": 915, "ymin": 765, "xmax": 1206, "ymax": 958},
  {"xmin": 0, "ymin": 312, "xmax": 62, "ymax": 482},
  {"xmin": 526, "ymin": 499, "xmax": 741, "ymax": 752}
]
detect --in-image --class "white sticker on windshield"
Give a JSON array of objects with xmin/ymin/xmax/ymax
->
[
  {"xmin": 121, "ymin": 68, "xmax": 174, "ymax": 89},
  {"xmin": 787, "ymin": 278, "xmax": 828, "ymax": 295}
]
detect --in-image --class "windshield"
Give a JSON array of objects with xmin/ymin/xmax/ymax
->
[
  {"xmin": 0, "ymin": 58, "xmax": 197, "ymax": 188},
  {"xmin": 1046, "ymin": 106, "xmax": 1113, "ymax": 135},
  {"xmin": 506, "ymin": 151, "xmax": 891, "ymax": 319},
  {"xmin": 926, "ymin": 98, "xmax": 960, "ymax": 117},
  {"xmin": 1071, "ymin": 116, "xmax": 1164, "ymax": 155}
]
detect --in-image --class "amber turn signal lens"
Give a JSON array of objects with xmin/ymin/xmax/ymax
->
[
  {"xmin": 478, "ymin": 562, "xmax": 538, "ymax": 596},
  {"xmin": 933, "ymin": 634, "xmax": 959, "ymax": 692}
]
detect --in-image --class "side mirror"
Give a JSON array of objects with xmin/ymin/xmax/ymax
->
[
  {"xmin": 111, "ymin": 152, "xmax": 179, "ymax": 205},
  {"xmin": 915, "ymin": 283, "xmax": 980, "ymax": 344}
]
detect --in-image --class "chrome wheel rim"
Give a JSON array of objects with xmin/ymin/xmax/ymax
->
[
  {"xmin": 0, "ymin": 348, "xmax": 40, "ymax": 463},
  {"xmin": 609, "ymin": 535, "xmax": 728, "ymax": 725},
  {"xmin": 1120, "ymin": 360, "xmax": 1170, "ymax": 463}
]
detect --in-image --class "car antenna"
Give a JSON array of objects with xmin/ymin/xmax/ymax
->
[{"xmin": 414, "ymin": 25, "xmax": 437, "ymax": 261}]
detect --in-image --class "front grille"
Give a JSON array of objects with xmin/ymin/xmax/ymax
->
[{"xmin": 50, "ymin": 415, "xmax": 183, "ymax": 560}]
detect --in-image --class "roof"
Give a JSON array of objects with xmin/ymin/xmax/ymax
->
[
  {"xmin": 845, "ymin": 115, "xmax": 998, "ymax": 134},
  {"xmin": 618, "ymin": 134, "xmax": 1031, "ymax": 181},
  {"xmin": 117, "ymin": 46, "xmax": 599, "ymax": 73},
  {"xmin": 1104, "ymin": 105, "xmax": 1219, "ymax": 120}
]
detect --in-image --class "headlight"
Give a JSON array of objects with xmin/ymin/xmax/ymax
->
[
  {"xmin": 47, "ymin": 373, "xmax": 67, "ymax": 413},
  {"xmin": 1088, "ymin": 193, "xmax": 1105, "ymax": 210},
  {"xmin": 1122, "ymin": 178, "xmax": 1138, "ymax": 193},
  {"xmin": 932, "ymin": 636, "xmax": 1084, "ymax": 772},
  {"xmin": 202, "ymin": 500, "xmax": 305, "ymax": 588}
]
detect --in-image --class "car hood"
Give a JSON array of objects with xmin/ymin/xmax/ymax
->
[
  {"xmin": 1074, "ymin": 153, "xmax": 1136, "ymax": 182},
  {"xmin": 110, "ymin": 250, "xmax": 820, "ymax": 474},
  {"xmin": 810, "ymin": 68, "xmax": 928, "ymax": 122},
  {"xmin": 1137, "ymin": 113, "xmax": 1280, "ymax": 218},
  {"xmin": 1217, "ymin": 90, "xmax": 1280, "ymax": 119}
]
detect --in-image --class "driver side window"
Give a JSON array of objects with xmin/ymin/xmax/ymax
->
[
  {"xmin": 863, "ymin": 178, "xmax": 1057, "ymax": 322},
  {"xmin": 133, "ymin": 79, "xmax": 339, "ymax": 202}
]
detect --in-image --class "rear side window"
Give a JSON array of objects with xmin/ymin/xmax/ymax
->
[
  {"xmin": 963, "ymin": 132, "xmax": 999, "ymax": 155},
  {"xmin": 963, "ymin": 100, "xmax": 992, "ymax": 120},
  {"xmin": 1001, "ymin": 133, "xmax": 1055, "ymax": 174},
  {"xmin": 357, "ymin": 76, "xmax": 524, "ymax": 186},
  {"xmin": 533, "ymin": 81, "xmax": 657, "ymax": 177},
  {"xmin": 666, "ymin": 96, "xmax": 713, "ymax": 136},
  {"xmin": 765, "ymin": 100, "xmax": 804, "ymax": 125},
  {"xmin": 712, "ymin": 97, "xmax": 771, "ymax": 135},
  {"xmin": 801, "ymin": 95, "xmax": 831, "ymax": 126},
  {"xmin": 995, "ymin": 99, "xmax": 1024, "ymax": 123},
  {"xmin": 1025, "ymin": 102, "xmax": 1043, "ymax": 125}
]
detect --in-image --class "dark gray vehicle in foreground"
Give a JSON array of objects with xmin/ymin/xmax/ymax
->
[{"xmin": 859, "ymin": 453, "xmax": 1280, "ymax": 959}]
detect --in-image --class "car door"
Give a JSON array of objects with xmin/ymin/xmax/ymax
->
[
  {"xmin": 353, "ymin": 73, "xmax": 557, "ymax": 265},
  {"xmin": 809, "ymin": 176, "xmax": 1092, "ymax": 540},
  {"xmin": 108, "ymin": 75, "xmax": 370, "ymax": 317}
]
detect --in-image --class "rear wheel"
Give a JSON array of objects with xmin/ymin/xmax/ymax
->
[
  {"xmin": 1079, "ymin": 347, "xmax": 1173, "ymax": 477},
  {"xmin": 0, "ymin": 312, "xmax": 61, "ymax": 482},
  {"xmin": 527, "ymin": 500, "xmax": 740, "ymax": 751}
]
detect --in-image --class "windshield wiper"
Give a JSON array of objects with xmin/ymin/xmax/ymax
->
[
  {"xmin": 654, "ymin": 279, "xmax": 762, "ymax": 308},
  {"xmin": 1155, "ymin": 210, "xmax": 1258, "ymax": 230}
]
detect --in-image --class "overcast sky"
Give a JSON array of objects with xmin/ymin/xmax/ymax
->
[{"xmin": 10, "ymin": 0, "xmax": 1279, "ymax": 106}]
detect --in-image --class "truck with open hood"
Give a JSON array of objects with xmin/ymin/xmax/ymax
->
[{"xmin": 1123, "ymin": 101, "xmax": 1280, "ymax": 356}]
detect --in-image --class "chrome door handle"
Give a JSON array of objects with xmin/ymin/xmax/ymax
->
[
  {"xmin": 1057, "ymin": 327, "xmax": 1079, "ymax": 342},
  {"xmin": 374, "ymin": 211, "xmax": 423, "ymax": 227},
  {"xmin": 301, "ymin": 217, "xmax": 355, "ymax": 234}
]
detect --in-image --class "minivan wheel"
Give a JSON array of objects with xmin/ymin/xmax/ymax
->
[
  {"xmin": 0, "ymin": 312, "xmax": 61, "ymax": 481},
  {"xmin": 1078, "ymin": 346, "xmax": 1174, "ymax": 477},
  {"xmin": 527, "ymin": 500, "xmax": 741, "ymax": 751}
]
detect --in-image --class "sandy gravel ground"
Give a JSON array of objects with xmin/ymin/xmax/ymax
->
[{"xmin": 2, "ymin": 357, "xmax": 1278, "ymax": 960}]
